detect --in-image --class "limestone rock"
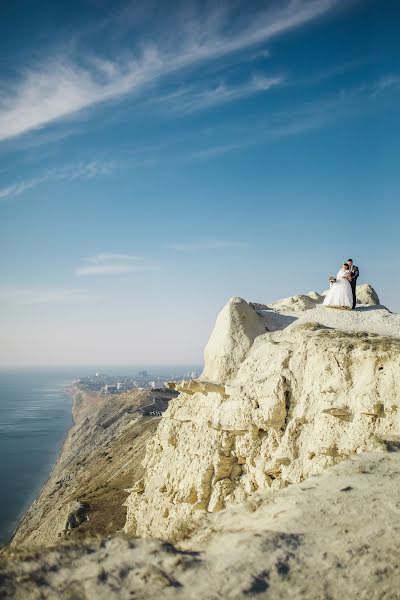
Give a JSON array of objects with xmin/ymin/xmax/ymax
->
[
  {"xmin": 269, "ymin": 291, "xmax": 324, "ymax": 312},
  {"xmin": 124, "ymin": 294, "xmax": 400, "ymax": 543},
  {"xmin": 356, "ymin": 283, "xmax": 380, "ymax": 305},
  {"xmin": 167, "ymin": 380, "xmax": 227, "ymax": 397},
  {"xmin": 64, "ymin": 501, "xmax": 90, "ymax": 532},
  {"xmin": 3, "ymin": 450, "xmax": 400, "ymax": 600},
  {"xmin": 200, "ymin": 296, "xmax": 266, "ymax": 383}
]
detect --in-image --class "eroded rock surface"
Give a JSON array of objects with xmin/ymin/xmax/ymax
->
[{"xmin": 2, "ymin": 448, "xmax": 400, "ymax": 600}]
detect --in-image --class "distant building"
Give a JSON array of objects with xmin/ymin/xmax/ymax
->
[{"xmin": 103, "ymin": 383, "xmax": 117, "ymax": 394}]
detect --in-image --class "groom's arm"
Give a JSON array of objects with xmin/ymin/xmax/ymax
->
[{"xmin": 353, "ymin": 266, "xmax": 359, "ymax": 280}]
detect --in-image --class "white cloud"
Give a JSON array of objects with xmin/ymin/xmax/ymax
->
[
  {"xmin": 0, "ymin": 0, "xmax": 340, "ymax": 141},
  {"xmin": 165, "ymin": 239, "xmax": 247, "ymax": 252},
  {"xmin": 85, "ymin": 253, "xmax": 144, "ymax": 263},
  {"xmin": 76, "ymin": 253, "xmax": 158, "ymax": 276},
  {"xmin": 0, "ymin": 286, "xmax": 90, "ymax": 305},
  {"xmin": 0, "ymin": 160, "xmax": 118, "ymax": 201}
]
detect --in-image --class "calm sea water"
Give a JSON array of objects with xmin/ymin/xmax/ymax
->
[
  {"xmin": 0, "ymin": 365, "xmax": 200, "ymax": 546},
  {"xmin": 0, "ymin": 368, "xmax": 76, "ymax": 546}
]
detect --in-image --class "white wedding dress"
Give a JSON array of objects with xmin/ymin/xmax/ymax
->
[{"xmin": 323, "ymin": 268, "xmax": 353, "ymax": 309}]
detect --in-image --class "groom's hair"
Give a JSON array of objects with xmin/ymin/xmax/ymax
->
[{"xmin": 347, "ymin": 258, "xmax": 353, "ymax": 262}]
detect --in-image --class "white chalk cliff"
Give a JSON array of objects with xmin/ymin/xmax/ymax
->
[{"xmin": 124, "ymin": 284, "xmax": 400, "ymax": 542}]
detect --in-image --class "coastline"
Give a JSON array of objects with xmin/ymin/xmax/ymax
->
[
  {"xmin": 4, "ymin": 386, "xmax": 175, "ymax": 552},
  {"xmin": 1, "ymin": 385, "xmax": 80, "ymax": 550}
]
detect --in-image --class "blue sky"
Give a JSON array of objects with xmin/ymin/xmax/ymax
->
[{"xmin": 0, "ymin": 0, "xmax": 399, "ymax": 366}]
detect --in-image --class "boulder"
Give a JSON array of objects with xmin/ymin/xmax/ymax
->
[{"xmin": 356, "ymin": 283, "xmax": 380, "ymax": 305}]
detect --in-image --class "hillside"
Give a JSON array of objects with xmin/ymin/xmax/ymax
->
[{"xmin": 7, "ymin": 387, "xmax": 177, "ymax": 549}]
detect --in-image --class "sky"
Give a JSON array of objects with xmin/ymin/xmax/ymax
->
[{"xmin": 0, "ymin": 0, "xmax": 399, "ymax": 367}]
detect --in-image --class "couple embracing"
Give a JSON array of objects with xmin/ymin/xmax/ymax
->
[{"xmin": 323, "ymin": 259, "xmax": 359, "ymax": 310}]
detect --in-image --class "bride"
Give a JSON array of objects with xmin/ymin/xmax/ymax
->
[{"xmin": 323, "ymin": 263, "xmax": 353, "ymax": 309}]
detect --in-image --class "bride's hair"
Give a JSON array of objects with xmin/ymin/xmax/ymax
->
[{"xmin": 343, "ymin": 263, "xmax": 349, "ymax": 269}]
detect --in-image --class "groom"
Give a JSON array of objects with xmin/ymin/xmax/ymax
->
[{"xmin": 347, "ymin": 258, "xmax": 359, "ymax": 309}]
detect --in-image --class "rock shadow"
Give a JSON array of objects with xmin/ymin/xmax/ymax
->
[{"xmin": 257, "ymin": 310, "xmax": 298, "ymax": 332}]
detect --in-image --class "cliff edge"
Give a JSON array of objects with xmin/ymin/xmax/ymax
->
[{"xmin": 124, "ymin": 285, "xmax": 400, "ymax": 542}]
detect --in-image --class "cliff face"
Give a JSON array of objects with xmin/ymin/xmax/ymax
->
[{"xmin": 124, "ymin": 287, "xmax": 400, "ymax": 542}]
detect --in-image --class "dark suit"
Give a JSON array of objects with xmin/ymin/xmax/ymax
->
[{"xmin": 349, "ymin": 265, "xmax": 359, "ymax": 309}]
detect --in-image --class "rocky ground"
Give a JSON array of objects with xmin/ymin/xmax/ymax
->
[{"xmin": 1, "ymin": 441, "xmax": 400, "ymax": 599}]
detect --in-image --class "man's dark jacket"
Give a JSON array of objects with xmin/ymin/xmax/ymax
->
[{"xmin": 350, "ymin": 265, "xmax": 359, "ymax": 286}]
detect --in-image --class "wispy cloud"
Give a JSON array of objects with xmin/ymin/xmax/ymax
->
[
  {"xmin": 165, "ymin": 239, "xmax": 247, "ymax": 252},
  {"xmin": 0, "ymin": 0, "xmax": 340, "ymax": 141},
  {"xmin": 76, "ymin": 253, "xmax": 159, "ymax": 276},
  {"xmin": 0, "ymin": 160, "xmax": 118, "ymax": 201},
  {"xmin": 371, "ymin": 74, "xmax": 400, "ymax": 96},
  {"xmin": 186, "ymin": 73, "xmax": 400, "ymax": 159},
  {"xmin": 0, "ymin": 286, "xmax": 90, "ymax": 305},
  {"xmin": 160, "ymin": 75, "xmax": 284, "ymax": 114}
]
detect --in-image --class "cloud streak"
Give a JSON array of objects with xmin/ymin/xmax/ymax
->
[
  {"xmin": 76, "ymin": 253, "xmax": 158, "ymax": 276},
  {"xmin": 160, "ymin": 75, "xmax": 284, "ymax": 114},
  {"xmin": 0, "ymin": 160, "xmax": 118, "ymax": 201},
  {"xmin": 186, "ymin": 73, "xmax": 400, "ymax": 159},
  {"xmin": 0, "ymin": 0, "xmax": 339, "ymax": 141}
]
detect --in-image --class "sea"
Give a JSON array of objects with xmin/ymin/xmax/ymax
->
[{"xmin": 0, "ymin": 365, "xmax": 200, "ymax": 547}]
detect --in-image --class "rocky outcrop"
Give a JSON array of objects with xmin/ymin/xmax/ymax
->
[
  {"xmin": 124, "ymin": 288, "xmax": 400, "ymax": 543},
  {"xmin": 200, "ymin": 296, "xmax": 267, "ymax": 383},
  {"xmin": 64, "ymin": 501, "xmax": 90, "ymax": 532},
  {"xmin": 356, "ymin": 283, "xmax": 380, "ymax": 305},
  {"xmin": 269, "ymin": 291, "xmax": 325, "ymax": 312},
  {"xmin": 167, "ymin": 380, "xmax": 227, "ymax": 397}
]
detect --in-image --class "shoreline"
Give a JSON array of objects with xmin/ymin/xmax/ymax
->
[
  {"xmin": 4, "ymin": 385, "xmax": 175, "ymax": 551},
  {"xmin": 1, "ymin": 385, "xmax": 79, "ymax": 551}
]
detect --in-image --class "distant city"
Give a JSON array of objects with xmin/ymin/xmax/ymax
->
[{"xmin": 74, "ymin": 369, "xmax": 199, "ymax": 395}]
